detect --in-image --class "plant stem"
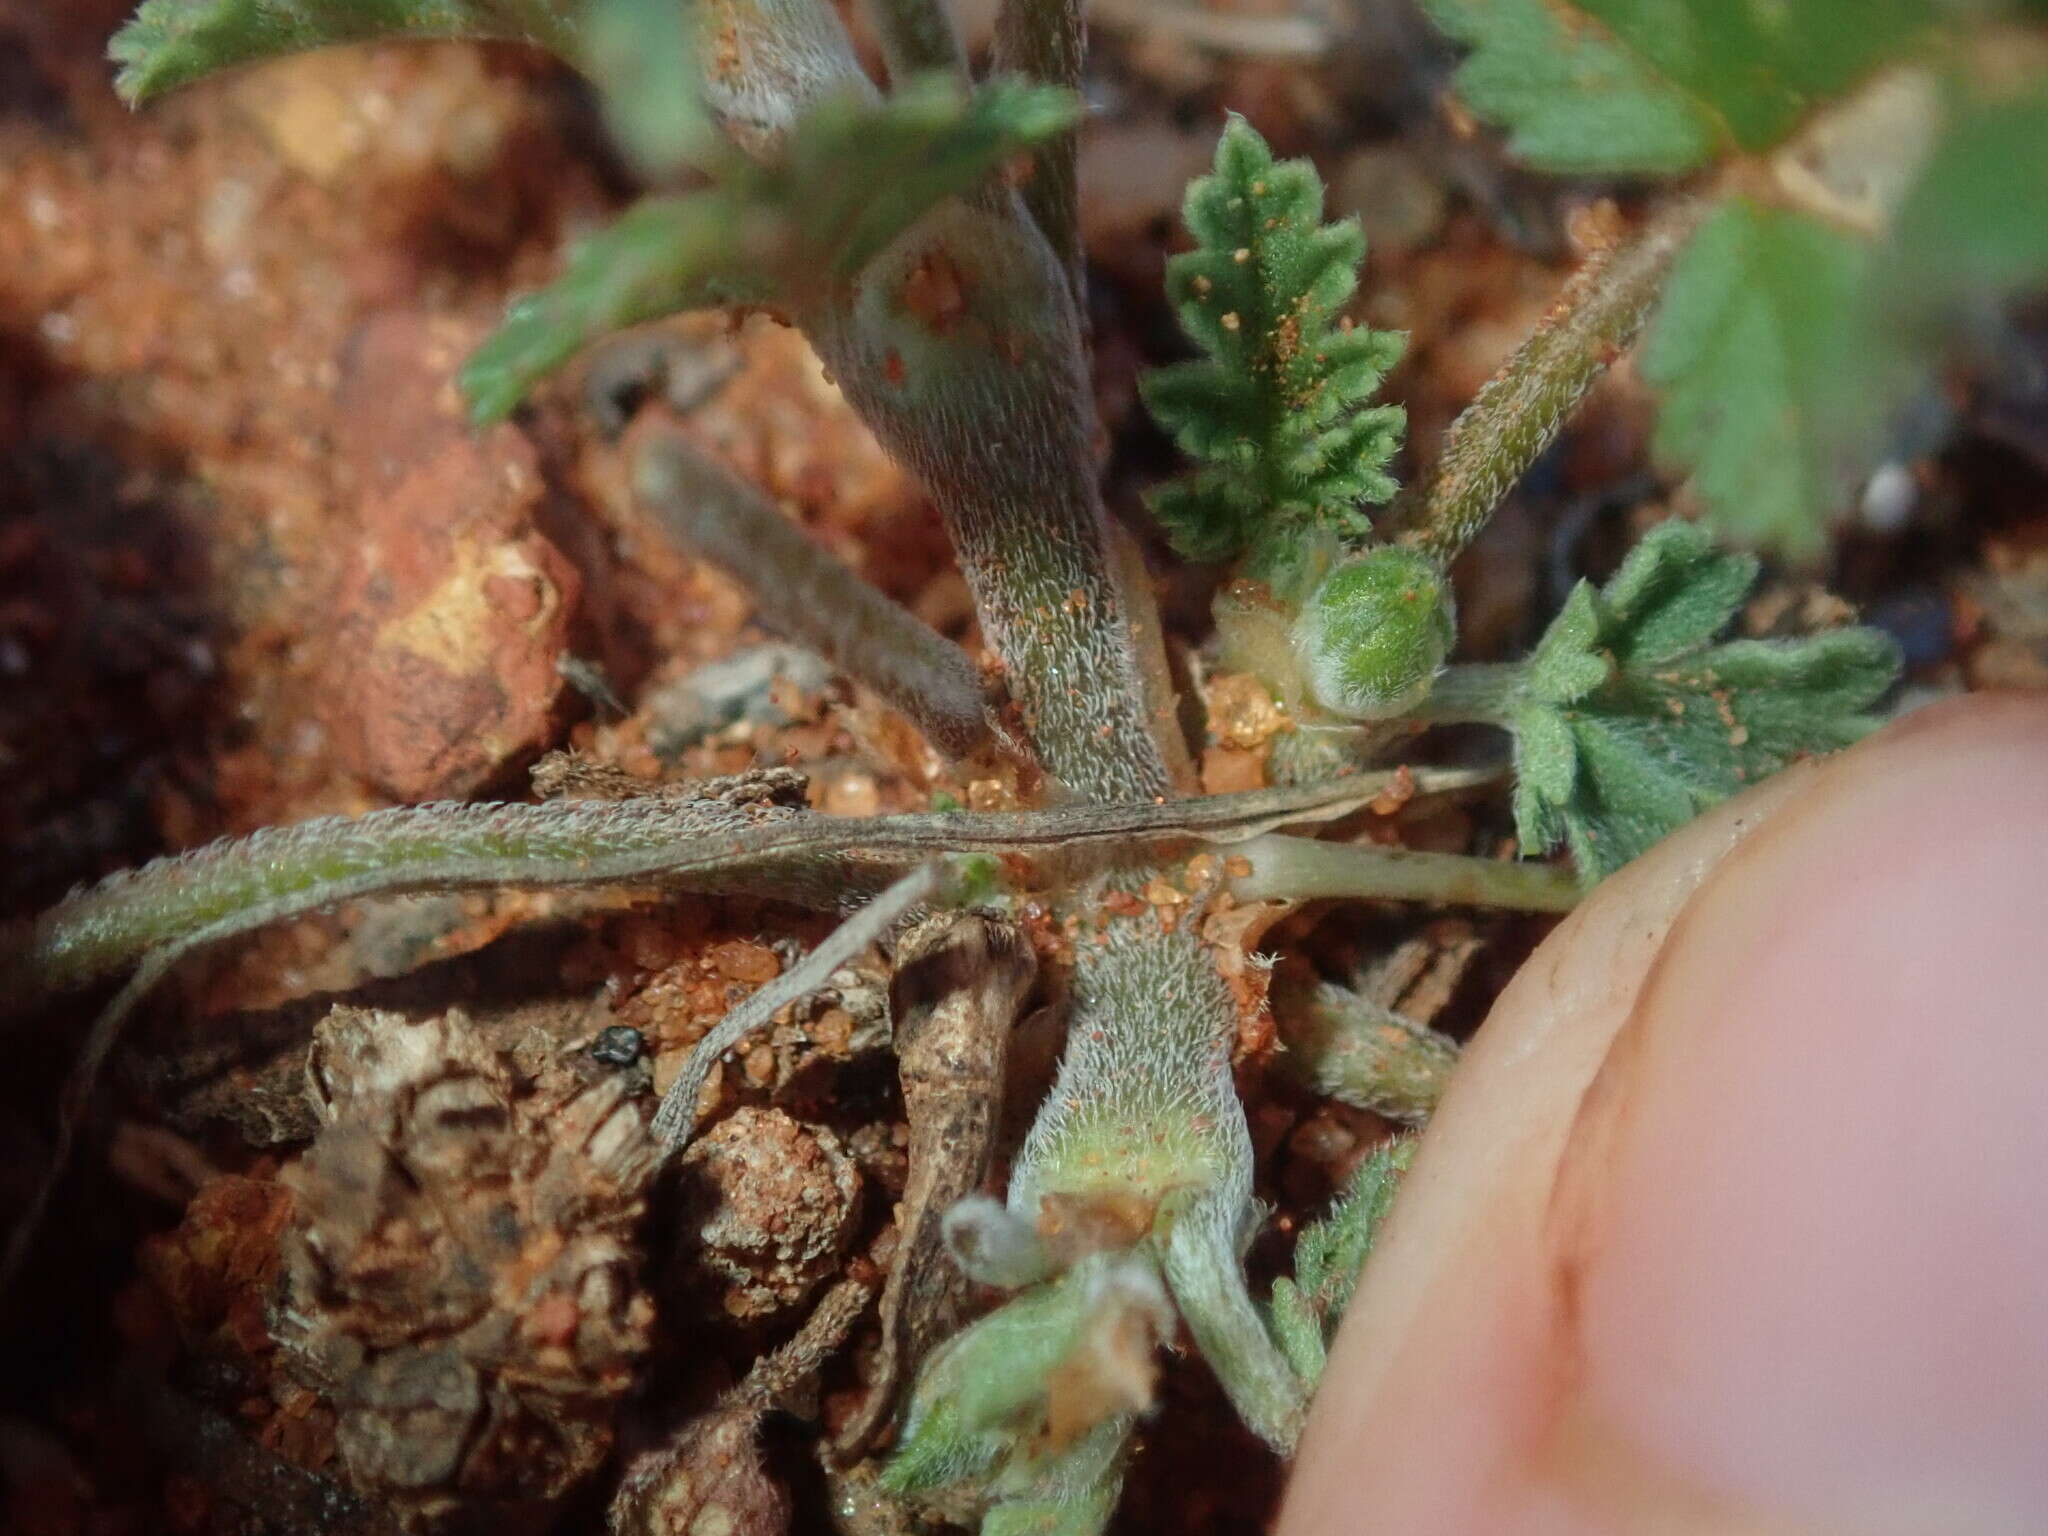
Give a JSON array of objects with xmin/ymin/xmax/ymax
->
[
  {"xmin": 1394, "ymin": 196, "xmax": 1710, "ymax": 563},
  {"xmin": 1161, "ymin": 1196, "xmax": 1307, "ymax": 1449},
  {"xmin": 1407, "ymin": 661, "xmax": 1526, "ymax": 726},
  {"xmin": 0, "ymin": 795, "xmax": 842, "ymax": 1004},
  {"xmin": 863, "ymin": 0, "xmax": 967, "ymax": 81},
  {"xmin": 693, "ymin": 0, "xmax": 1172, "ymax": 802},
  {"xmin": 1272, "ymin": 977, "xmax": 1459, "ymax": 1126},
  {"xmin": 3, "ymin": 778, "xmax": 1411, "ymax": 1009},
  {"xmin": 1229, "ymin": 834, "xmax": 1581, "ymax": 911},
  {"xmin": 631, "ymin": 429, "xmax": 998, "ymax": 764},
  {"xmin": 653, "ymin": 860, "xmax": 944, "ymax": 1144},
  {"xmin": 809, "ymin": 202, "xmax": 1173, "ymax": 800},
  {"xmin": 1006, "ymin": 898, "xmax": 1306, "ymax": 1446},
  {"xmin": 992, "ymin": 0, "xmax": 1087, "ymax": 308}
]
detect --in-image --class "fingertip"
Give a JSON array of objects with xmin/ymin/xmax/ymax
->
[
  {"xmin": 1280, "ymin": 694, "xmax": 2048, "ymax": 1536},
  {"xmin": 1560, "ymin": 692, "xmax": 2048, "ymax": 1532}
]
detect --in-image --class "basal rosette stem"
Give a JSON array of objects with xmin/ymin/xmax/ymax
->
[{"xmin": 1005, "ymin": 893, "xmax": 1309, "ymax": 1450}]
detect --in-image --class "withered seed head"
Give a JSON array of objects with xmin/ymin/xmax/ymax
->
[{"xmin": 276, "ymin": 1007, "xmax": 660, "ymax": 1530}]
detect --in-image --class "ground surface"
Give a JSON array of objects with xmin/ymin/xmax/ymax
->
[{"xmin": 1, "ymin": 3, "xmax": 2043, "ymax": 1533}]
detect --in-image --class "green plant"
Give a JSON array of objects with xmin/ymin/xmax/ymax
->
[
  {"xmin": 1421, "ymin": 0, "xmax": 2048, "ymax": 554},
  {"xmin": 5, "ymin": 0, "xmax": 1986, "ymax": 1529}
]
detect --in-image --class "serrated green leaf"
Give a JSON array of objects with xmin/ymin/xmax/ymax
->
[
  {"xmin": 1641, "ymin": 197, "xmax": 1885, "ymax": 555},
  {"xmin": 1592, "ymin": 520, "xmax": 1758, "ymax": 665},
  {"xmin": 1573, "ymin": 0, "xmax": 1934, "ymax": 151},
  {"xmin": 111, "ymin": 0, "xmax": 582, "ymax": 103},
  {"xmin": 1141, "ymin": 116, "xmax": 1406, "ymax": 597},
  {"xmin": 1507, "ymin": 521, "xmax": 1900, "ymax": 880},
  {"xmin": 1269, "ymin": 1137, "xmax": 1416, "ymax": 1382},
  {"xmin": 883, "ymin": 1259, "xmax": 1103, "ymax": 1494},
  {"xmin": 1422, "ymin": 0, "xmax": 1938, "ymax": 172},
  {"xmin": 981, "ymin": 1418, "xmax": 1129, "ymax": 1536},
  {"xmin": 1523, "ymin": 582, "xmax": 1608, "ymax": 702},
  {"xmin": 460, "ymin": 193, "xmax": 765, "ymax": 425},
  {"xmin": 1421, "ymin": 0, "xmax": 1722, "ymax": 173},
  {"xmin": 462, "ymin": 75, "xmax": 1078, "ymax": 422},
  {"xmin": 798, "ymin": 75, "xmax": 1081, "ymax": 278}
]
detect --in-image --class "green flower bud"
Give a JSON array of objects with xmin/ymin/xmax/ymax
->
[{"xmin": 1292, "ymin": 547, "xmax": 1456, "ymax": 720}]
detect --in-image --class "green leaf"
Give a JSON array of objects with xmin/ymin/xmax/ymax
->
[
  {"xmin": 111, "ymin": 0, "xmax": 582, "ymax": 103},
  {"xmin": 1882, "ymin": 79, "xmax": 2048, "ymax": 333},
  {"xmin": 1141, "ymin": 116, "xmax": 1406, "ymax": 597},
  {"xmin": 462, "ymin": 75, "xmax": 1079, "ymax": 422},
  {"xmin": 883, "ymin": 1262, "xmax": 1100, "ymax": 1495},
  {"xmin": 981, "ymin": 1418, "xmax": 1130, "ymax": 1536},
  {"xmin": 788, "ymin": 75, "xmax": 1081, "ymax": 279},
  {"xmin": 460, "ymin": 194, "xmax": 765, "ymax": 425},
  {"xmin": 1421, "ymin": 0, "xmax": 1938, "ymax": 172},
  {"xmin": 1421, "ymin": 0, "xmax": 1722, "ymax": 174},
  {"xmin": 1506, "ymin": 520, "xmax": 1900, "ymax": 881},
  {"xmin": 885, "ymin": 1250, "xmax": 1166, "ymax": 1501},
  {"xmin": 581, "ymin": 0, "xmax": 711, "ymax": 176},
  {"xmin": 1641, "ymin": 197, "xmax": 1883, "ymax": 555},
  {"xmin": 1269, "ymin": 1137, "xmax": 1416, "ymax": 1383}
]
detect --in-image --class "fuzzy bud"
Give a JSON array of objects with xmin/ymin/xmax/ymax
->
[
  {"xmin": 1292, "ymin": 547, "xmax": 1455, "ymax": 720},
  {"xmin": 943, "ymin": 1195, "xmax": 1052, "ymax": 1291}
]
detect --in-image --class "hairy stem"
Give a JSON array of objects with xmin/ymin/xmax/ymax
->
[
  {"xmin": 0, "ymin": 796, "xmax": 838, "ymax": 1004},
  {"xmin": 689, "ymin": 0, "xmax": 1169, "ymax": 801},
  {"xmin": 992, "ymin": 0, "xmax": 1086, "ymax": 309},
  {"xmin": 1229, "ymin": 834, "xmax": 1582, "ymax": 911},
  {"xmin": 631, "ymin": 429, "xmax": 998, "ymax": 763},
  {"xmin": 3, "ymin": 777, "xmax": 1414, "ymax": 1008},
  {"xmin": 1160, "ymin": 1197, "xmax": 1307, "ymax": 1449},
  {"xmin": 808, "ymin": 201, "xmax": 1170, "ymax": 801},
  {"xmin": 1394, "ymin": 197, "xmax": 1709, "ymax": 562},
  {"xmin": 1006, "ymin": 899, "xmax": 1304, "ymax": 1446},
  {"xmin": 653, "ymin": 860, "xmax": 943, "ymax": 1143},
  {"xmin": 1272, "ymin": 977, "xmax": 1459, "ymax": 1126},
  {"xmin": 1405, "ymin": 661, "xmax": 1526, "ymax": 726},
  {"xmin": 864, "ymin": 0, "xmax": 967, "ymax": 80}
]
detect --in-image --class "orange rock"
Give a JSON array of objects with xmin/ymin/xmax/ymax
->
[{"xmin": 317, "ymin": 311, "xmax": 578, "ymax": 800}]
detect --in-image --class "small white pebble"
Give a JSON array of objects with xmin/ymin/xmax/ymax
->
[{"xmin": 1860, "ymin": 460, "xmax": 1918, "ymax": 532}]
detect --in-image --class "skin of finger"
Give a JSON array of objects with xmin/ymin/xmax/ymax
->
[
  {"xmin": 1555, "ymin": 692, "xmax": 2048, "ymax": 1534},
  {"xmin": 1277, "ymin": 693, "xmax": 2048, "ymax": 1536},
  {"xmin": 1278, "ymin": 735, "xmax": 1823, "ymax": 1535}
]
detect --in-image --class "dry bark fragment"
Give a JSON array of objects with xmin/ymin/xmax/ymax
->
[
  {"xmin": 832, "ymin": 914, "xmax": 1038, "ymax": 1458},
  {"xmin": 612, "ymin": 1264, "xmax": 880, "ymax": 1536}
]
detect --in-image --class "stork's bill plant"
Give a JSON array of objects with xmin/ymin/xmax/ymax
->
[{"xmin": 27, "ymin": 0, "xmax": 2046, "ymax": 1529}]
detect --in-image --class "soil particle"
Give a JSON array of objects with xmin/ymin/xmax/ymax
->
[
  {"xmin": 676, "ymin": 1107, "xmax": 863, "ymax": 1325},
  {"xmin": 318, "ymin": 311, "xmax": 580, "ymax": 800}
]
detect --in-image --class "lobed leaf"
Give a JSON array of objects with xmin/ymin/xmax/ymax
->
[
  {"xmin": 883, "ymin": 1251, "xmax": 1163, "ymax": 1498},
  {"xmin": 1880, "ymin": 79, "xmax": 2048, "ymax": 339},
  {"xmin": 1268, "ymin": 1137, "xmax": 1416, "ymax": 1383},
  {"xmin": 1505, "ymin": 521, "xmax": 1900, "ymax": 880},
  {"xmin": 790, "ymin": 74, "xmax": 1082, "ymax": 279},
  {"xmin": 581, "ymin": 0, "xmax": 713, "ymax": 175},
  {"xmin": 1141, "ymin": 116, "xmax": 1406, "ymax": 597},
  {"xmin": 1422, "ymin": 0, "xmax": 1937, "ymax": 174},
  {"xmin": 462, "ymin": 75, "xmax": 1078, "ymax": 421},
  {"xmin": 1640, "ymin": 197, "xmax": 1884, "ymax": 555},
  {"xmin": 461, "ymin": 194, "xmax": 767, "ymax": 425},
  {"xmin": 111, "ymin": 0, "xmax": 582, "ymax": 103},
  {"xmin": 1422, "ymin": 0, "xmax": 1721, "ymax": 173}
]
